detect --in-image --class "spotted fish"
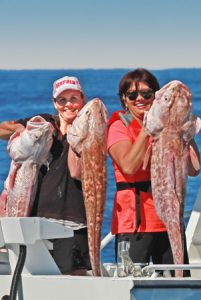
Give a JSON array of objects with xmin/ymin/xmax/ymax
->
[
  {"xmin": 0, "ymin": 116, "xmax": 53, "ymax": 217},
  {"xmin": 143, "ymin": 80, "xmax": 201, "ymax": 277},
  {"xmin": 67, "ymin": 98, "xmax": 108, "ymax": 276}
]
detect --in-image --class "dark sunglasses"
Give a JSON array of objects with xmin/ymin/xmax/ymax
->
[{"xmin": 125, "ymin": 89, "xmax": 154, "ymax": 101}]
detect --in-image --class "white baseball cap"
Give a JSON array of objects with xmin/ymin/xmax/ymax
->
[{"xmin": 53, "ymin": 76, "xmax": 83, "ymax": 98}]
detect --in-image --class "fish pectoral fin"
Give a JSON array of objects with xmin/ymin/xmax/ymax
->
[
  {"xmin": 0, "ymin": 189, "xmax": 8, "ymax": 211},
  {"xmin": 195, "ymin": 117, "xmax": 201, "ymax": 135},
  {"xmin": 8, "ymin": 162, "xmax": 21, "ymax": 189},
  {"xmin": 181, "ymin": 116, "xmax": 199, "ymax": 142},
  {"xmin": 189, "ymin": 145, "xmax": 200, "ymax": 171},
  {"xmin": 7, "ymin": 131, "xmax": 21, "ymax": 148},
  {"xmin": 142, "ymin": 144, "xmax": 152, "ymax": 170}
]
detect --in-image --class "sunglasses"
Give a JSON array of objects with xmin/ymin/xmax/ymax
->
[{"xmin": 125, "ymin": 89, "xmax": 154, "ymax": 101}]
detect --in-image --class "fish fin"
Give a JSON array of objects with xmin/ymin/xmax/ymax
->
[
  {"xmin": 181, "ymin": 115, "xmax": 200, "ymax": 142},
  {"xmin": 142, "ymin": 144, "xmax": 152, "ymax": 170},
  {"xmin": 8, "ymin": 162, "xmax": 21, "ymax": 189},
  {"xmin": 189, "ymin": 145, "xmax": 200, "ymax": 171},
  {"xmin": 0, "ymin": 189, "xmax": 8, "ymax": 216},
  {"xmin": 195, "ymin": 117, "xmax": 201, "ymax": 135},
  {"xmin": 7, "ymin": 131, "xmax": 21, "ymax": 146}
]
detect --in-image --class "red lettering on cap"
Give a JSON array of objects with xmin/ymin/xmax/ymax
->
[{"xmin": 55, "ymin": 79, "xmax": 79, "ymax": 89}]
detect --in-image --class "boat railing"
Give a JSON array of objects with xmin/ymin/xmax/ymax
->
[
  {"xmin": 141, "ymin": 264, "xmax": 201, "ymax": 278},
  {"xmin": 101, "ymin": 231, "xmax": 114, "ymax": 250}
]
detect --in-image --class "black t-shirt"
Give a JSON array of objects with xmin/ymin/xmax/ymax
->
[{"xmin": 17, "ymin": 113, "xmax": 86, "ymax": 224}]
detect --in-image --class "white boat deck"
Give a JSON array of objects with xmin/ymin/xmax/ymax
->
[{"xmin": 1, "ymin": 187, "xmax": 201, "ymax": 299}]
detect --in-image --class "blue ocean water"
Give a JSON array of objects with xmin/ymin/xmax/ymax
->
[{"xmin": 0, "ymin": 68, "xmax": 201, "ymax": 263}]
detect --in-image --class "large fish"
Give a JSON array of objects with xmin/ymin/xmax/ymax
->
[
  {"xmin": 143, "ymin": 80, "xmax": 201, "ymax": 277},
  {"xmin": 67, "ymin": 98, "xmax": 108, "ymax": 276},
  {"xmin": 0, "ymin": 116, "xmax": 53, "ymax": 217}
]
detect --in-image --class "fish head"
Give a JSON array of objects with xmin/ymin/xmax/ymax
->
[
  {"xmin": 155, "ymin": 80, "xmax": 192, "ymax": 120},
  {"xmin": 143, "ymin": 82, "xmax": 175, "ymax": 136},
  {"xmin": 87, "ymin": 98, "xmax": 108, "ymax": 140},
  {"xmin": 67, "ymin": 103, "xmax": 90, "ymax": 154},
  {"xmin": 163, "ymin": 80, "xmax": 192, "ymax": 125},
  {"xmin": 143, "ymin": 80, "xmax": 192, "ymax": 136},
  {"xmin": 67, "ymin": 98, "xmax": 108, "ymax": 154},
  {"xmin": 26, "ymin": 116, "xmax": 54, "ymax": 164},
  {"xmin": 8, "ymin": 116, "xmax": 53, "ymax": 164}
]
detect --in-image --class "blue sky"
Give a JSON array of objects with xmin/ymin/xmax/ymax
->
[{"xmin": 0, "ymin": 0, "xmax": 201, "ymax": 70}]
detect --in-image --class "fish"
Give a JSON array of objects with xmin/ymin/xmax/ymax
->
[
  {"xmin": 143, "ymin": 80, "xmax": 201, "ymax": 277},
  {"xmin": 67, "ymin": 98, "xmax": 108, "ymax": 276},
  {"xmin": 0, "ymin": 116, "xmax": 53, "ymax": 217}
]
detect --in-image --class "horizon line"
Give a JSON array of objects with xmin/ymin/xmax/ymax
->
[{"xmin": 1, "ymin": 67, "xmax": 201, "ymax": 71}]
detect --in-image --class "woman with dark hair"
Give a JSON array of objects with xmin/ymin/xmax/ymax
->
[{"xmin": 107, "ymin": 68, "xmax": 199, "ymax": 274}]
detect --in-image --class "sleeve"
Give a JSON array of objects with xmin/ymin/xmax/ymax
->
[
  {"xmin": 15, "ymin": 117, "xmax": 30, "ymax": 127},
  {"xmin": 107, "ymin": 120, "xmax": 131, "ymax": 150},
  {"xmin": 15, "ymin": 114, "xmax": 52, "ymax": 127}
]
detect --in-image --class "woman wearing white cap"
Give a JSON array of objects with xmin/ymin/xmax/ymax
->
[{"xmin": 0, "ymin": 76, "xmax": 91, "ymax": 275}]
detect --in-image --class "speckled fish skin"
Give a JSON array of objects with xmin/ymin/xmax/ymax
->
[
  {"xmin": 143, "ymin": 80, "xmax": 200, "ymax": 277},
  {"xmin": 0, "ymin": 116, "xmax": 53, "ymax": 217},
  {"xmin": 67, "ymin": 98, "xmax": 108, "ymax": 276}
]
